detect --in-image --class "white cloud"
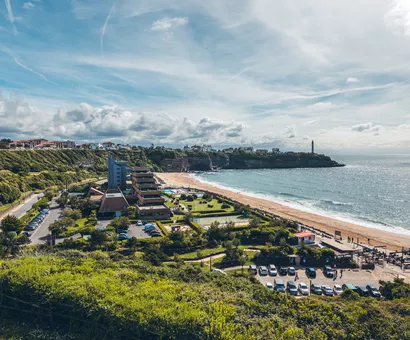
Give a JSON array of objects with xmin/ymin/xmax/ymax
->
[
  {"xmin": 22, "ymin": 2, "xmax": 34, "ymax": 9},
  {"xmin": 151, "ymin": 17, "xmax": 188, "ymax": 31},
  {"xmin": 352, "ymin": 122, "xmax": 373, "ymax": 132},
  {"xmin": 385, "ymin": 0, "xmax": 410, "ymax": 36},
  {"xmin": 346, "ymin": 77, "xmax": 360, "ymax": 83},
  {"xmin": 284, "ymin": 125, "xmax": 296, "ymax": 138}
]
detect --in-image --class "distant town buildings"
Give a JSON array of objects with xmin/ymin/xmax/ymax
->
[
  {"xmin": 9, "ymin": 139, "xmax": 76, "ymax": 150},
  {"xmin": 183, "ymin": 144, "xmax": 215, "ymax": 152}
]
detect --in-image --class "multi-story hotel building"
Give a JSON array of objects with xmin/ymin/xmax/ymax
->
[{"xmin": 131, "ymin": 167, "xmax": 171, "ymax": 219}]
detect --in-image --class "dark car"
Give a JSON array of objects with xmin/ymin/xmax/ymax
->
[
  {"xmin": 366, "ymin": 284, "xmax": 382, "ymax": 298},
  {"xmin": 323, "ymin": 265, "xmax": 335, "ymax": 278},
  {"xmin": 287, "ymin": 281, "xmax": 298, "ymax": 295},
  {"xmin": 288, "ymin": 267, "xmax": 296, "ymax": 276},
  {"xmin": 279, "ymin": 267, "xmax": 288, "ymax": 276},
  {"xmin": 306, "ymin": 267, "xmax": 316, "ymax": 278},
  {"xmin": 311, "ymin": 283, "xmax": 322, "ymax": 295},
  {"xmin": 357, "ymin": 286, "xmax": 370, "ymax": 297}
]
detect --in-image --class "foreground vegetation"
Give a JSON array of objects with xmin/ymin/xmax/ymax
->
[{"xmin": 0, "ymin": 252, "xmax": 409, "ymax": 340}]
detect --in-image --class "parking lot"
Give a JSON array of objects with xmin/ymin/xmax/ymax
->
[
  {"xmin": 96, "ymin": 220, "xmax": 158, "ymax": 239},
  {"xmin": 127, "ymin": 224, "xmax": 152, "ymax": 239},
  {"xmin": 254, "ymin": 265, "xmax": 393, "ymax": 295}
]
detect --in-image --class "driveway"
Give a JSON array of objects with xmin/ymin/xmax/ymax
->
[{"xmin": 30, "ymin": 201, "xmax": 62, "ymax": 245}]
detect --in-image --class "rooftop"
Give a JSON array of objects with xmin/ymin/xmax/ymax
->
[
  {"xmin": 106, "ymin": 193, "xmax": 124, "ymax": 198},
  {"xmin": 294, "ymin": 231, "xmax": 315, "ymax": 238}
]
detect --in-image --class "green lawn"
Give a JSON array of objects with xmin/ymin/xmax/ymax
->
[
  {"xmin": 179, "ymin": 247, "xmax": 226, "ymax": 259},
  {"xmin": 179, "ymin": 198, "xmax": 233, "ymax": 213}
]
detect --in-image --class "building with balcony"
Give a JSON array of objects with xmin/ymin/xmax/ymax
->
[{"xmin": 131, "ymin": 167, "xmax": 171, "ymax": 219}]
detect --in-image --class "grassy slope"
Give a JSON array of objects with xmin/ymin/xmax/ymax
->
[{"xmin": 0, "ymin": 254, "xmax": 409, "ymax": 339}]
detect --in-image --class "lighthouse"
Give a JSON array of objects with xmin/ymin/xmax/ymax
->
[{"xmin": 311, "ymin": 140, "xmax": 315, "ymax": 154}]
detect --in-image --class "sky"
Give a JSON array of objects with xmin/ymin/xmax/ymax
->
[{"xmin": 1, "ymin": 0, "xmax": 410, "ymax": 152}]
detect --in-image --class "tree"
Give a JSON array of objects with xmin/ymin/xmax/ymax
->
[
  {"xmin": 110, "ymin": 216, "xmax": 130, "ymax": 232},
  {"xmin": 238, "ymin": 254, "xmax": 247, "ymax": 273},
  {"xmin": 44, "ymin": 189, "xmax": 55, "ymax": 201},
  {"xmin": 186, "ymin": 195, "xmax": 194, "ymax": 202},
  {"xmin": 125, "ymin": 206, "xmax": 137, "ymax": 218},
  {"xmin": 56, "ymin": 196, "xmax": 69, "ymax": 208},
  {"xmin": 380, "ymin": 278, "xmax": 410, "ymax": 300},
  {"xmin": 180, "ymin": 194, "xmax": 187, "ymax": 200},
  {"xmin": 184, "ymin": 212, "xmax": 193, "ymax": 224},
  {"xmin": 248, "ymin": 216, "xmax": 261, "ymax": 229},
  {"xmin": 1, "ymin": 215, "xmax": 23, "ymax": 233}
]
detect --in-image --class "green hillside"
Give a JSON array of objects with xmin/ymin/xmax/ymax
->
[{"xmin": 0, "ymin": 253, "xmax": 409, "ymax": 340}]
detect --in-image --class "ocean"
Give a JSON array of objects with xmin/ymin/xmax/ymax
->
[{"xmin": 193, "ymin": 155, "xmax": 410, "ymax": 236}]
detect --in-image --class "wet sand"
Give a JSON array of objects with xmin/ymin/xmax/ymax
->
[{"xmin": 156, "ymin": 172, "xmax": 410, "ymax": 252}]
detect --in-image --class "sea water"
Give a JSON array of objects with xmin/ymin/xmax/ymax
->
[{"xmin": 194, "ymin": 155, "xmax": 410, "ymax": 236}]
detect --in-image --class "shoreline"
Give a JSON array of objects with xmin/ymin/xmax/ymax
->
[{"xmin": 156, "ymin": 172, "xmax": 410, "ymax": 252}]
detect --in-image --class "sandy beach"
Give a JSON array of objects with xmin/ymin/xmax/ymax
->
[{"xmin": 156, "ymin": 172, "xmax": 410, "ymax": 252}]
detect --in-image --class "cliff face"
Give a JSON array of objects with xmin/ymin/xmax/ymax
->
[{"xmin": 225, "ymin": 153, "xmax": 343, "ymax": 170}]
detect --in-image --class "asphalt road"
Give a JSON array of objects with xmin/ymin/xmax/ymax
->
[
  {"xmin": 11, "ymin": 193, "xmax": 44, "ymax": 219},
  {"xmin": 30, "ymin": 201, "xmax": 62, "ymax": 245}
]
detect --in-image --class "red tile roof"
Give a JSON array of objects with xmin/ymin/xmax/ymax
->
[{"xmin": 294, "ymin": 231, "xmax": 315, "ymax": 238}]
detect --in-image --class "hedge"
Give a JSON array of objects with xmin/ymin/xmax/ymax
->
[
  {"xmin": 156, "ymin": 221, "xmax": 169, "ymax": 236},
  {"xmin": 189, "ymin": 221, "xmax": 205, "ymax": 233}
]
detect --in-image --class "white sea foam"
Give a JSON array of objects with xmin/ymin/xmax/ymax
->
[{"xmin": 191, "ymin": 173, "xmax": 410, "ymax": 237}]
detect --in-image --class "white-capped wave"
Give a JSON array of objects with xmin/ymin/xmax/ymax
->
[{"xmin": 192, "ymin": 173, "xmax": 410, "ymax": 237}]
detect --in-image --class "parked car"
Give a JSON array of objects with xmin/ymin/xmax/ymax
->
[
  {"xmin": 268, "ymin": 264, "xmax": 278, "ymax": 276},
  {"xmin": 342, "ymin": 284, "xmax": 359, "ymax": 293},
  {"xmin": 150, "ymin": 231, "xmax": 162, "ymax": 237},
  {"xmin": 305, "ymin": 267, "xmax": 316, "ymax": 278},
  {"xmin": 118, "ymin": 233, "xmax": 130, "ymax": 241},
  {"xmin": 288, "ymin": 267, "xmax": 296, "ymax": 276},
  {"xmin": 21, "ymin": 231, "xmax": 31, "ymax": 236},
  {"xmin": 333, "ymin": 285, "xmax": 343, "ymax": 295},
  {"xmin": 323, "ymin": 265, "xmax": 335, "ymax": 278},
  {"xmin": 279, "ymin": 267, "xmax": 288, "ymax": 276},
  {"xmin": 357, "ymin": 286, "xmax": 370, "ymax": 297},
  {"xmin": 287, "ymin": 281, "xmax": 298, "ymax": 295},
  {"xmin": 311, "ymin": 283, "xmax": 322, "ymax": 295},
  {"xmin": 41, "ymin": 209, "xmax": 50, "ymax": 214},
  {"xmin": 366, "ymin": 284, "xmax": 382, "ymax": 298},
  {"xmin": 274, "ymin": 279, "xmax": 286, "ymax": 293},
  {"xmin": 136, "ymin": 220, "xmax": 143, "ymax": 226},
  {"xmin": 322, "ymin": 286, "xmax": 334, "ymax": 296},
  {"xmin": 298, "ymin": 282, "xmax": 309, "ymax": 296},
  {"xmin": 249, "ymin": 264, "xmax": 257, "ymax": 274},
  {"xmin": 259, "ymin": 266, "xmax": 268, "ymax": 276},
  {"xmin": 266, "ymin": 282, "xmax": 274, "ymax": 291}
]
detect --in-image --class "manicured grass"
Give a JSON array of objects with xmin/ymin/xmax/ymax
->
[
  {"xmin": 0, "ymin": 203, "xmax": 13, "ymax": 213},
  {"xmin": 179, "ymin": 247, "xmax": 226, "ymax": 259}
]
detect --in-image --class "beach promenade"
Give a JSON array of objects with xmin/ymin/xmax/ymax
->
[{"xmin": 156, "ymin": 172, "xmax": 410, "ymax": 252}]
